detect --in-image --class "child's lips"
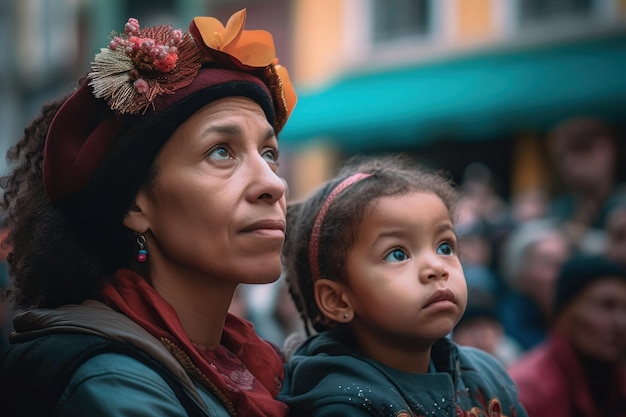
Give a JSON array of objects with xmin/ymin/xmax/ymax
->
[{"xmin": 424, "ymin": 288, "xmax": 456, "ymax": 308}]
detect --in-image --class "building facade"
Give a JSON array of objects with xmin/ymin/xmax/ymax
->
[{"xmin": 1, "ymin": 0, "xmax": 625, "ymax": 201}]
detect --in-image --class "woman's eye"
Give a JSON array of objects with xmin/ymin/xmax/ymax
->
[
  {"xmin": 262, "ymin": 148, "xmax": 278, "ymax": 163},
  {"xmin": 437, "ymin": 242, "xmax": 454, "ymax": 256},
  {"xmin": 383, "ymin": 249, "xmax": 409, "ymax": 263},
  {"xmin": 207, "ymin": 146, "xmax": 231, "ymax": 160}
]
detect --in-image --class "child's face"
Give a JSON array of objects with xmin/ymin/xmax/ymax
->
[{"xmin": 343, "ymin": 192, "xmax": 467, "ymax": 355}]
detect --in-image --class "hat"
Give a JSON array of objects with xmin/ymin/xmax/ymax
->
[
  {"xmin": 43, "ymin": 9, "xmax": 297, "ymax": 204},
  {"xmin": 553, "ymin": 254, "xmax": 626, "ymax": 316}
]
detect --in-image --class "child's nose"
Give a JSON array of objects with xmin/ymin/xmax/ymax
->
[{"xmin": 419, "ymin": 253, "xmax": 450, "ymax": 282}]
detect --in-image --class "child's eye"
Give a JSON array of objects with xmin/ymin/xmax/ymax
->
[
  {"xmin": 437, "ymin": 242, "xmax": 454, "ymax": 256},
  {"xmin": 383, "ymin": 249, "xmax": 409, "ymax": 263},
  {"xmin": 207, "ymin": 146, "xmax": 231, "ymax": 160}
]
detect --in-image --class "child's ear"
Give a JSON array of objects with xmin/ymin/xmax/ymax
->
[
  {"xmin": 314, "ymin": 278, "xmax": 354, "ymax": 323},
  {"xmin": 123, "ymin": 192, "xmax": 151, "ymax": 233}
]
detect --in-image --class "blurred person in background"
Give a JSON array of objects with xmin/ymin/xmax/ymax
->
[
  {"xmin": 457, "ymin": 162, "xmax": 511, "ymax": 270},
  {"xmin": 456, "ymin": 219, "xmax": 501, "ymax": 295},
  {"xmin": 237, "ymin": 277, "xmax": 303, "ymax": 347},
  {"xmin": 547, "ymin": 116, "xmax": 625, "ymax": 254},
  {"xmin": 509, "ymin": 186, "xmax": 550, "ymax": 225},
  {"xmin": 499, "ymin": 219, "xmax": 571, "ymax": 351},
  {"xmin": 605, "ymin": 197, "xmax": 626, "ymax": 268},
  {"xmin": 453, "ymin": 286, "xmax": 522, "ymax": 367},
  {"xmin": 456, "ymin": 162, "xmax": 514, "ymax": 298},
  {"xmin": 508, "ymin": 255, "xmax": 626, "ymax": 417},
  {"xmin": 0, "ymin": 9, "xmax": 297, "ymax": 416},
  {"xmin": 0, "ymin": 220, "xmax": 10, "ymax": 354},
  {"xmin": 458, "ymin": 162, "xmax": 509, "ymax": 231}
]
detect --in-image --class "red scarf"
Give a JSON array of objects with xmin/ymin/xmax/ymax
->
[{"xmin": 102, "ymin": 269, "xmax": 288, "ymax": 417}]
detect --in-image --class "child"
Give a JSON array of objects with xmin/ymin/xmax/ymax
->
[{"xmin": 279, "ymin": 156, "xmax": 527, "ymax": 417}]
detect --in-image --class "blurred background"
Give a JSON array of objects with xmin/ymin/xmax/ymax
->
[
  {"xmin": 1, "ymin": 0, "xmax": 626, "ymax": 196},
  {"xmin": 1, "ymin": 0, "xmax": 626, "ymax": 353}
]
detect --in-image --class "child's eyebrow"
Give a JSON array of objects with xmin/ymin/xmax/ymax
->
[
  {"xmin": 435, "ymin": 222, "xmax": 456, "ymax": 234},
  {"xmin": 372, "ymin": 221, "xmax": 455, "ymax": 242}
]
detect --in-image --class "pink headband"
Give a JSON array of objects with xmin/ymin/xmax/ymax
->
[{"xmin": 309, "ymin": 173, "xmax": 372, "ymax": 281}]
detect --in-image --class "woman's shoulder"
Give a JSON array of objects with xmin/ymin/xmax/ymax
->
[{"xmin": 56, "ymin": 352, "xmax": 228, "ymax": 417}]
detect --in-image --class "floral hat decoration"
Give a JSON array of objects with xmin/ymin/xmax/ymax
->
[{"xmin": 43, "ymin": 9, "xmax": 297, "ymax": 205}]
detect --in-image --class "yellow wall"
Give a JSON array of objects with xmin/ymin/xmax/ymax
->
[
  {"xmin": 289, "ymin": 145, "xmax": 339, "ymax": 201},
  {"xmin": 292, "ymin": 0, "xmax": 345, "ymax": 86}
]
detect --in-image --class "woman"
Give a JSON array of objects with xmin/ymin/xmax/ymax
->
[{"xmin": 0, "ymin": 9, "xmax": 296, "ymax": 417}]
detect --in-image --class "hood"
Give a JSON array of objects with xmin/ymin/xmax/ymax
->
[{"xmin": 10, "ymin": 299, "xmax": 199, "ymax": 400}]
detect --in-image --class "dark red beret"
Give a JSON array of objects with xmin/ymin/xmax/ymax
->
[{"xmin": 43, "ymin": 67, "xmax": 275, "ymax": 202}]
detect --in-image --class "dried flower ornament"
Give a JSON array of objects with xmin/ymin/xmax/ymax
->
[
  {"xmin": 89, "ymin": 18, "xmax": 203, "ymax": 115},
  {"xmin": 190, "ymin": 9, "xmax": 297, "ymax": 126},
  {"xmin": 87, "ymin": 9, "xmax": 295, "ymax": 127}
]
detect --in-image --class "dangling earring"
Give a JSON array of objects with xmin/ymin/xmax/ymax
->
[{"xmin": 136, "ymin": 234, "xmax": 147, "ymax": 263}]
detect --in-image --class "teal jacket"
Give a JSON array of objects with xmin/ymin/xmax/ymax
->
[
  {"xmin": 2, "ymin": 300, "xmax": 229, "ymax": 417},
  {"xmin": 279, "ymin": 332, "xmax": 528, "ymax": 417}
]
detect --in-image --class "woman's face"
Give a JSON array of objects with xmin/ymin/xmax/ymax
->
[{"xmin": 131, "ymin": 97, "xmax": 286, "ymax": 286}]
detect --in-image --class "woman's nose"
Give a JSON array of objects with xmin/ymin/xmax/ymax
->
[{"xmin": 249, "ymin": 157, "xmax": 285, "ymax": 204}]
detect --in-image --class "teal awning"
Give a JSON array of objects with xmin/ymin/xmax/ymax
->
[{"xmin": 280, "ymin": 32, "xmax": 626, "ymax": 151}]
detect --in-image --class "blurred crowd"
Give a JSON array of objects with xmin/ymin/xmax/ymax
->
[
  {"xmin": 449, "ymin": 115, "xmax": 626, "ymax": 415},
  {"xmin": 452, "ymin": 115, "xmax": 626, "ymax": 363}
]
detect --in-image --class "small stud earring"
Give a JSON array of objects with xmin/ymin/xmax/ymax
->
[
  {"xmin": 136, "ymin": 234, "xmax": 147, "ymax": 263},
  {"xmin": 343, "ymin": 313, "xmax": 349, "ymax": 319}
]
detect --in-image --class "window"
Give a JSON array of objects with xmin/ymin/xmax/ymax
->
[
  {"xmin": 125, "ymin": 0, "xmax": 177, "ymax": 27},
  {"xmin": 371, "ymin": 0, "xmax": 431, "ymax": 43},
  {"xmin": 518, "ymin": 0, "xmax": 593, "ymax": 25}
]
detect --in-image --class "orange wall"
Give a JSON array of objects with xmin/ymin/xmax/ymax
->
[
  {"xmin": 456, "ymin": 0, "xmax": 494, "ymax": 41},
  {"xmin": 290, "ymin": 145, "xmax": 339, "ymax": 201}
]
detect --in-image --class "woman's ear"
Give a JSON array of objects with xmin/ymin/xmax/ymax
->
[
  {"xmin": 314, "ymin": 278, "xmax": 354, "ymax": 323},
  {"xmin": 123, "ymin": 192, "xmax": 151, "ymax": 233}
]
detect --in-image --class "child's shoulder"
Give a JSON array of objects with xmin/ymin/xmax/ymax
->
[
  {"xmin": 453, "ymin": 343, "xmax": 524, "ymax": 404},
  {"xmin": 285, "ymin": 332, "xmax": 373, "ymax": 377},
  {"xmin": 280, "ymin": 332, "xmax": 416, "ymax": 416},
  {"xmin": 280, "ymin": 336, "xmax": 527, "ymax": 417},
  {"xmin": 454, "ymin": 343, "xmax": 510, "ymax": 376}
]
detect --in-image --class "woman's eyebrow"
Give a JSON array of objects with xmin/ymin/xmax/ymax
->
[
  {"xmin": 201, "ymin": 123, "xmax": 242, "ymax": 137},
  {"xmin": 201, "ymin": 124, "xmax": 276, "ymax": 141}
]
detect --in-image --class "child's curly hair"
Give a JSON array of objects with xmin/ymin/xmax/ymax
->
[{"xmin": 282, "ymin": 155, "xmax": 459, "ymax": 335}]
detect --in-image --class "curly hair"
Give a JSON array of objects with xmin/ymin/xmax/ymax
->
[
  {"xmin": 282, "ymin": 155, "xmax": 459, "ymax": 335},
  {"xmin": 0, "ymin": 98, "xmax": 148, "ymax": 309}
]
